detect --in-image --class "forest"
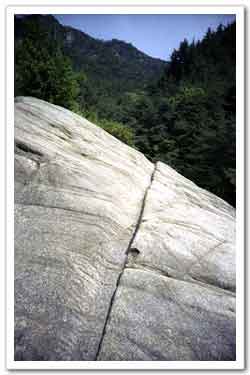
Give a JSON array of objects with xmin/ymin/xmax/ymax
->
[{"xmin": 15, "ymin": 15, "xmax": 236, "ymax": 206}]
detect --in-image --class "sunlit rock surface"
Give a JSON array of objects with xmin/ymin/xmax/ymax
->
[
  {"xmin": 98, "ymin": 162, "xmax": 235, "ymax": 361},
  {"xmin": 14, "ymin": 97, "xmax": 236, "ymax": 361}
]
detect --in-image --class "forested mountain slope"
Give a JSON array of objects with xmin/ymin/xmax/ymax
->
[
  {"xmin": 15, "ymin": 14, "xmax": 166, "ymax": 107},
  {"xmin": 14, "ymin": 15, "xmax": 236, "ymax": 206},
  {"xmin": 119, "ymin": 22, "xmax": 236, "ymax": 206}
]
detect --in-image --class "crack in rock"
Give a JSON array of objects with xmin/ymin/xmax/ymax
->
[{"xmin": 95, "ymin": 164, "xmax": 157, "ymax": 360}]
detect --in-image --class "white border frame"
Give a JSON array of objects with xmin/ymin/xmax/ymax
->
[{"xmin": 6, "ymin": 5, "xmax": 245, "ymax": 370}]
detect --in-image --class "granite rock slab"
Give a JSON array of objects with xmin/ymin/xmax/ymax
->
[{"xmin": 14, "ymin": 97, "xmax": 236, "ymax": 361}]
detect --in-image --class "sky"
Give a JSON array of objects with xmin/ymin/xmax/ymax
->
[{"xmin": 54, "ymin": 14, "xmax": 236, "ymax": 61}]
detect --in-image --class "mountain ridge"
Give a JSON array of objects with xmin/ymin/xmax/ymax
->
[
  {"xmin": 14, "ymin": 15, "xmax": 236, "ymax": 207},
  {"xmin": 15, "ymin": 14, "xmax": 167, "ymax": 94}
]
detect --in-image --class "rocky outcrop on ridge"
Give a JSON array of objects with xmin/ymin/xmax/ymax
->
[{"xmin": 14, "ymin": 97, "xmax": 236, "ymax": 361}]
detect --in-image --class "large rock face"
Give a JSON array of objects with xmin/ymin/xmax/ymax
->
[{"xmin": 14, "ymin": 97, "xmax": 236, "ymax": 361}]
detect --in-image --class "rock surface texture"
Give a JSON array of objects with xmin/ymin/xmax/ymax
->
[{"xmin": 14, "ymin": 97, "xmax": 236, "ymax": 361}]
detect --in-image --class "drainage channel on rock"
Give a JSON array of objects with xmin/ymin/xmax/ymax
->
[{"xmin": 95, "ymin": 164, "xmax": 157, "ymax": 360}]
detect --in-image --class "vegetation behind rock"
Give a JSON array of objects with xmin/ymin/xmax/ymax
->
[{"xmin": 14, "ymin": 15, "xmax": 236, "ymax": 206}]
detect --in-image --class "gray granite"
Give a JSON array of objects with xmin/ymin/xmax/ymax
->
[
  {"xmin": 14, "ymin": 97, "xmax": 236, "ymax": 361},
  {"xmin": 14, "ymin": 97, "xmax": 153, "ymax": 360}
]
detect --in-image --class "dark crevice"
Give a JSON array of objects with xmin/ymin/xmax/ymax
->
[
  {"xmin": 129, "ymin": 248, "xmax": 140, "ymax": 256},
  {"xmin": 125, "ymin": 164, "xmax": 157, "ymax": 256},
  {"xmin": 15, "ymin": 141, "xmax": 43, "ymax": 157},
  {"xmin": 95, "ymin": 163, "xmax": 157, "ymax": 360}
]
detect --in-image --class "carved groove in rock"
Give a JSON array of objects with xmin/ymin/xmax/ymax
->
[
  {"xmin": 97, "ymin": 162, "xmax": 235, "ymax": 361},
  {"xmin": 95, "ymin": 164, "xmax": 157, "ymax": 359}
]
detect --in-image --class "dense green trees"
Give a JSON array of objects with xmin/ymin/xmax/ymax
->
[
  {"xmin": 157, "ymin": 22, "xmax": 236, "ymax": 205},
  {"xmin": 15, "ymin": 20, "xmax": 80, "ymax": 111},
  {"xmin": 118, "ymin": 22, "xmax": 236, "ymax": 205},
  {"xmin": 15, "ymin": 17, "xmax": 236, "ymax": 206}
]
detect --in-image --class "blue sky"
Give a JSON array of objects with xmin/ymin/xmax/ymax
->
[{"xmin": 54, "ymin": 14, "xmax": 235, "ymax": 61}]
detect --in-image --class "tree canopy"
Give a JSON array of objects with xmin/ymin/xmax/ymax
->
[{"xmin": 15, "ymin": 17, "xmax": 236, "ymax": 206}]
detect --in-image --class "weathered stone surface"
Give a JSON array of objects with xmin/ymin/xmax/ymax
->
[
  {"xmin": 14, "ymin": 97, "xmax": 236, "ymax": 361},
  {"xmin": 98, "ymin": 269, "xmax": 235, "ymax": 361},
  {"xmin": 14, "ymin": 96, "xmax": 153, "ymax": 360},
  {"xmin": 98, "ymin": 163, "xmax": 235, "ymax": 361},
  {"xmin": 132, "ymin": 162, "xmax": 235, "ymax": 292}
]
